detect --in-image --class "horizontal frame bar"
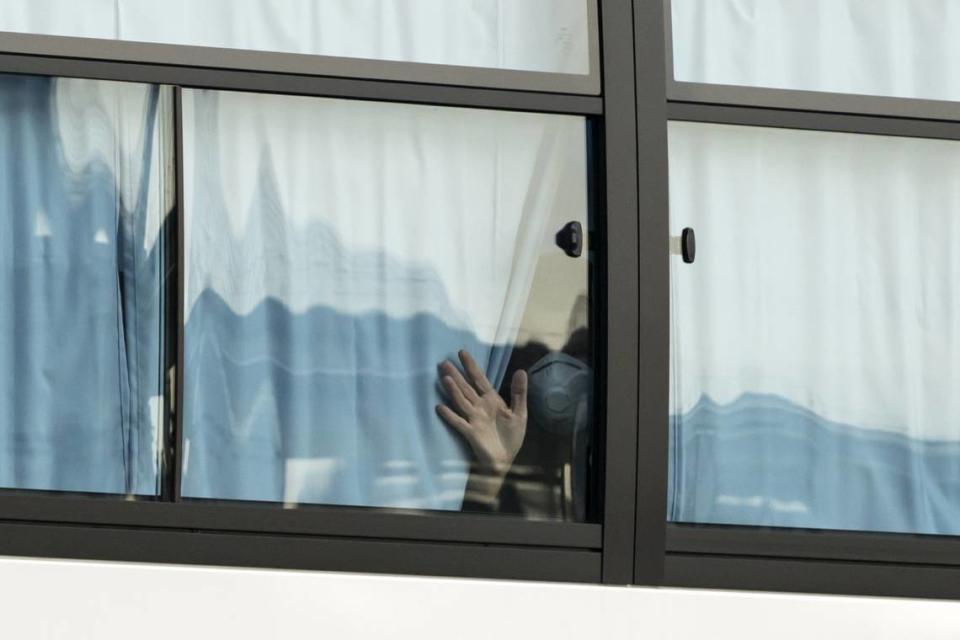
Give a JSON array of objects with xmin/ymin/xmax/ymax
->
[
  {"xmin": 670, "ymin": 81, "xmax": 960, "ymax": 124},
  {"xmin": 0, "ymin": 493, "xmax": 601, "ymax": 550},
  {"xmin": 0, "ymin": 53, "xmax": 602, "ymax": 116},
  {"xmin": 0, "ymin": 7, "xmax": 601, "ymax": 96},
  {"xmin": 668, "ymin": 102, "xmax": 960, "ymax": 141},
  {"xmin": 668, "ymin": 524, "xmax": 960, "ymax": 568},
  {"xmin": 0, "ymin": 521, "xmax": 601, "ymax": 583},
  {"xmin": 665, "ymin": 553, "xmax": 960, "ymax": 600}
]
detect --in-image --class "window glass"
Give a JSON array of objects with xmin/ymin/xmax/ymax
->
[
  {"xmin": 1, "ymin": 0, "xmax": 592, "ymax": 76},
  {"xmin": 671, "ymin": 0, "xmax": 960, "ymax": 102},
  {"xmin": 669, "ymin": 121, "xmax": 960, "ymax": 535},
  {"xmin": 0, "ymin": 73, "xmax": 171, "ymax": 495},
  {"xmin": 181, "ymin": 89, "xmax": 595, "ymax": 520}
]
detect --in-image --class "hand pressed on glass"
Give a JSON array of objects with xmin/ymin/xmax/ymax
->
[{"xmin": 436, "ymin": 350, "xmax": 528, "ymax": 509}]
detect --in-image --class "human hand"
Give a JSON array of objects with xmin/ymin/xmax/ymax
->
[{"xmin": 436, "ymin": 350, "xmax": 528, "ymax": 499}]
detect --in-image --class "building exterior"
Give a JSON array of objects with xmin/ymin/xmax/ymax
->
[{"xmin": 2, "ymin": 2, "xmax": 960, "ymax": 637}]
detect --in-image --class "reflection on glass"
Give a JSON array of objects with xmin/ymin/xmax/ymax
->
[
  {"xmin": 669, "ymin": 121, "xmax": 960, "ymax": 535},
  {"xmin": 1, "ymin": 0, "xmax": 591, "ymax": 75},
  {"xmin": 672, "ymin": 0, "xmax": 960, "ymax": 102},
  {"xmin": 0, "ymin": 73, "xmax": 170, "ymax": 495},
  {"xmin": 181, "ymin": 89, "xmax": 593, "ymax": 520}
]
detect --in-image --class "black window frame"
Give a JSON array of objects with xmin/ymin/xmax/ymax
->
[
  {"xmin": 0, "ymin": 0, "xmax": 642, "ymax": 586},
  {"xmin": 648, "ymin": 0, "xmax": 960, "ymax": 600}
]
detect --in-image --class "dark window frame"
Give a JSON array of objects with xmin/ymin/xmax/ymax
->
[
  {"xmin": 0, "ymin": 0, "xmax": 641, "ymax": 585},
  {"xmin": 649, "ymin": 0, "xmax": 960, "ymax": 600}
]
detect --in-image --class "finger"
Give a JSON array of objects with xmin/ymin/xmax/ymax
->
[
  {"xmin": 511, "ymin": 369, "xmax": 528, "ymax": 419},
  {"xmin": 459, "ymin": 350, "xmax": 495, "ymax": 394},
  {"xmin": 439, "ymin": 360, "xmax": 480, "ymax": 405},
  {"xmin": 436, "ymin": 404, "xmax": 472, "ymax": 437},
  {"xmin": 442, "ymin": 375, "xmax": 475, "ymax": 416}
]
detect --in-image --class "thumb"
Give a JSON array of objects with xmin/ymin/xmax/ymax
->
[{"xmin": 510, "ymin": 369, "xmax": 528, "ymax": 418}]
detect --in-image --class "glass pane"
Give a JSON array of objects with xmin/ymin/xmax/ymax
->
[
  {"xmin": 0, "ymin": 73, "xmax": 172, "ymax": 495},
  {"xmin": 181, "ymin": 90, "xmax": 594, "ymax": 520},
  {"xmin": 672, "ymin": 0, "xmax": 960, "ymax": 102},
  {"xmin": 1, "ymin": 0, "xmax": 591, "ymax": 75},
  {"xmin": 668, "ymin": 121, "xmax": 960, "ymax": 535}
]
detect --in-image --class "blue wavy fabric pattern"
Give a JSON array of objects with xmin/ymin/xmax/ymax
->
[
  {"xmin": 0, "ymin": 75, "xmax": 165, "ymax": 494},
  {"xmin": 669, "ymin": 394, "xmax": 960, "ymax": 535},
  {"xmin": 182, "ymin": 289, "xmax": 484, "ymax": 508}
]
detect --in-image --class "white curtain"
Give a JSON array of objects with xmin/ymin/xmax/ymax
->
[
  {"xmin": 669, "ymin": 121, "xmax": 960, "ymax": 534},
  {"xmin": 672, "ymin": 0, "xmax": 960, "ymax": 102},
  {"xmin": 181, "ymin": 89, "xmax": 585, "ymax": 509},
  {"xmin": 0, "ymin": 0, "xmax": 590, "ymax": 74}
]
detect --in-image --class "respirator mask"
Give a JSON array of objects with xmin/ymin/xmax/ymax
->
[
  {"xmin": 527, "ymin": 351, "xmax": 591, "ymax": 436},
  {"xmin": 527, "ymin": 351, "xmax": 592, "ymax": 520}
]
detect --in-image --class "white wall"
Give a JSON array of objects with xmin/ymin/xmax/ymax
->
[{"xmin": 3, "ymin": 556, "xmax": 960, "ymax": 639}]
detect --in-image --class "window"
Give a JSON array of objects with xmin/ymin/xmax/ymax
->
[
  {"xmin": 0, "ymin": 73, "xmax": 172, "ymax": 496},
  {"xmin": 657, "ymin": 0, "xmax": 960, "ymax": 600},
  {"xmin": 668, "ymin": 122, "xmax": 960, "ymax": 536},
  {"xmin": 180, "ymin": 89, "xmax": 595, "ymax": 520},
  {"xmin": 0, "ymin": 1, "xmax": 599, "ymax": 93},
  {"xmin": 670, "ymin": 0, "xmax": 960, "ymax": 102},
  {"xmin": 0, "ymin": 0, "xmax": 637, "ymax": 585}
]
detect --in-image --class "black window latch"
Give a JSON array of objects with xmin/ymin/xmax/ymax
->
[
  {"xmin": 556, "ymin": 221, "xmax": 583, "ymax": 258},
  {"xmin": 671, "ymin": 227, "xmax": 696, "ymax": 263},
  {"xmin": 681, "ymin": 227, "xmax": 696, "ymax": 263}
]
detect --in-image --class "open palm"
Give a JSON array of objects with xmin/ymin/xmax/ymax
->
[{"xmin": 436, "ymin": 350, "xmax": 528, "ymax": 476}]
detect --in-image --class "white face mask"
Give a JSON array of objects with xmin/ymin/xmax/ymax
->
[{"xmin": 526, "ymin": 351, "xmax": 591, "ymax": 435}]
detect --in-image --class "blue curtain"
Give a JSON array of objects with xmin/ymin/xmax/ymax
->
[
  {"xmin": 669, "ymin": 394, "xmax": 960, "ymax": 534},
  {"xmin": 0, "ymin": 74, "xmax": 166, "ymax": 495}
]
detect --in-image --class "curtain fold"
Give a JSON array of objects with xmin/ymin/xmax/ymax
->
[
  {"xmin": 0, "ymin": 75, "xmax": 168, "ymax": 494},
  {"xmin": 181, "ymin": 89, "xmax": 580, "ymax": 509}
]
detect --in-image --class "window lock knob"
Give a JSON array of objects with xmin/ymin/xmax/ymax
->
[
  {"xmin": 670, "ymin": 227, "xmax": 696, "ymax": 264},
  {"xmin": 556, "ymin": 220, "xmax": 584, "ymax": 258}
]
